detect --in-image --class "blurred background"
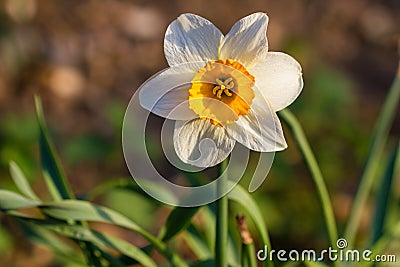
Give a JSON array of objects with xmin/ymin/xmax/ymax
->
[{"xmin": 0, "ymin": 0, "xmax": 399, "ymax": 266}]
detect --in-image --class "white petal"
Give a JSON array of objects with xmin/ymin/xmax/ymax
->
[
  {"xmin": 164, "ymin": 13, "xmax": 223, "ymax": 68},
  {"xmin": 174, "ymin": 119, "xmax": 235, "ymax": 168},
  {"xmin": 219, "ymin": 13, "xmax": 269, "ymax": 68},
  {"xmin": 226, "ymin": 92, "xmax": 287, "ymax": 152},
  {"xmin": 250, "ymin": 52, "xmax": 303, "ymax": 111},
  {"xmin": 139, "ymin": 65, "xmax": 197, "ymax": 120}
]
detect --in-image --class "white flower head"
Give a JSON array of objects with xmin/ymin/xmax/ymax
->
[{"xmin": 139, "ymin": 12, "xmax": 303, "ymax": 168}]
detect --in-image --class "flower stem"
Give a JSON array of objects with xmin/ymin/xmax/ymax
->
[
  {"xmin": 279, "ymin": 109, "xmax": 339, "ymax": 251},
  {"xmin": 215, "ymin": 158, "xmax": 229, "ymax": 267}
]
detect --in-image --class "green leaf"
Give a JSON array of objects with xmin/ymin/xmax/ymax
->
[
  {"xmin": 31, "ymin": 222, "xmax": 157, "ymax": 267},
  {"xmin": 41, "ymin": 200, "xmax": 141, "ymax": 231},
  {"xmin": 159, "ymin": 206, "xmax": 201, "ymax": 241},
  {"xmin": 279, "ymin": 109, "xmax": 338, "ymax": 249},
  {"xmin": 21, "ymin": 223, "xmax": 85, "ymax": 265},
  {"xmin": 344, "ymin": 73, "xmax": 400, "ymax": 246},
  {"xmin": 241, "ymin": 242, "xmax": 257, "ymax": 267},
  {"xmin": 304, "ymin": 261, "xmax": 330, "ymax": 267},
  {"xmin": 372, "ymin": 143, "xmax": 400, "ymax": 243},
  {"xmin": 192, "ymin": 205, "xmax": 240, "ymax": 266},
  {"xmin": 35, "ymin": 96, "xmax": 74, "ymax": 201},
  {"xmin": 227, "ymin": 184, "xmax": 272, "ymax": 263},
  {"xmin": 188, "ymin": 259, "xmax": 236, "ymax": 267},
  {"xmin": 0, "ymin": 189, "xmax": 41, "ymax": 210},
  {"xmin": 282, "ymin": 262, "xmax": 302, "ymax": 267},
  {"xmin": 9, "ymin": 161, "xmax": 40, "ymax": 201},
  {"xmin": 184, "ymin": 226, "xmax": 212, "ymax": 259},
  {"xmin": 39, "ymin": 199, "xmax": 188, "ymax": 267},
  {"xmin": 199, "ymin": 206, "xmax": 216, "ymax": 250},
  {"xmin": 35, "ymin": 97, "xmax": 105, "ymax": 266},
  {"xmin": 85, "ymin": 178, "xmax": 177, "ymax": 206},
  {"xmin": 189, "ymin": 259, "xmax": 215, "ymax": 267}
]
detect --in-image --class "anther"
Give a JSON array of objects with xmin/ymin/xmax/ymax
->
[
  {"xmin": 213, "ymin": 86, "xmax": 220, "ymax": 95},
  {"xmin": 213, "ymin": 77, "xmax": 235, "ymax": 98},
  {"xmin": 223, "ymin": 89, "xmax": 232, "ymax": 96}
]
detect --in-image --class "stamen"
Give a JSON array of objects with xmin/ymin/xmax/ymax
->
[
  {"xmin": 217, "ymin": 90, "xmax": 223, "ymax": 98},
  {"xmin": 212, "ymin": 86, "xmax": 220, "ymax": 95},
  {"xmin": 213, "ymin": 77, "xmax": 235, "ymax": 98},
  {"xmin": 225, "ymin": 77, "xmax": 233, "ymax": 84},
  {"xmin": 223, "ymin": 89, "xmax": 232, "ymax": 96}
]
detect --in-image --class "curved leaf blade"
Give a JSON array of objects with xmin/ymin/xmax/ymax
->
[
  {"xmin": 159, "ymin": 207, "xmax": 201, "ymax": 241},
  {"xmin": 0, "ymin": 189, "xmax": 41, "ymax": 210},
  {"xmin": 372, "ymin": 142, "xmax": 400, "ymax": 243},
  {"xmin": 228, "ymin": 183, "xmax": 273, "ymax": 267},
  {"xmin": 35, "ymin": 96, "xmax": 74, "ymax": 201},
  {"xmin": 39, "ymin": 199, "xmax": 188, "ymax": 267},
  {"xmin": 34, "ymin": 222, "xmax": 157, "ymax": 267},
  {"xmin": 41, "ymin": 200, "xmax": 141, "ymax": 232},
  {"xmin": 9, "ymin": 161, "xmax": 40, "ymax": 201}
]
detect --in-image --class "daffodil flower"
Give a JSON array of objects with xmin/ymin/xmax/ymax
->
[{"xmin": 140, "ymin": 12, "xmax": 303, "ymax": 168}]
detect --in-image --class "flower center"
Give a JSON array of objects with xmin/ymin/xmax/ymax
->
[
  {"xmin": 188, "ymin": 59, "xmax": 255, "ymax": 127},
  {"xmin": 213, "ymin": 77, "xmax": 234, "ymax": 98}
]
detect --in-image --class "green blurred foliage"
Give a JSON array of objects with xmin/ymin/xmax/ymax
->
[{"xmin": 0, "ymin": 0, "xmax": 399, "ymax": 265}]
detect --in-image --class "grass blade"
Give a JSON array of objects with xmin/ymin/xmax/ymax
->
[
  {"xmin": 21, "ymin": 223, "xmax": 85, "ymax": 265},
  {"xmin": 228, "ymin": 183, "xmax": 273, "ymax": 267},
  {"xmin": 0, "ymin": 189, "xmax": 41, "ymax": 210},
  {"xmin": 31, "ymin": 222, "xmax": 158, "ymax": 267},
  {"xmin": 304, "ymin": 261, "xmax": 330, "ymax": 267},
  {"xmin": 344, "ymin": 69, "xmax": 400, "ymax": 246},
  {"xmin": 237, "ymin": 215, "xmax": 257, "ymax": 267},
  {"xmin": 35, "ymin": 96, "xmax": 74, "ymax": 201},
  {"xmin": 9, "ymin": 161, "xmax": 40, "ymax": 201},
  {"xmin": 279, "ymin": 109, "xmax": 338, "ymax": 250},
  {"xmin": 34, "ymin": 96, "xmax": 104, "ymax": 266},
  {"xmin": 159, "ymin": 206, "xmax": 201, "ymax": 241},
  {"xmin": 41, "ymin": 200, "xmax": 142, "ymax": 231},
  {"xmin": 40, "ymin": 199, "xmax": 188, "ymax": 267},
  {"xmin": 189, "ymin": 259, "xmax": 215, "ymax": 267},
  {"xmin": 371, "ymin": 143, "xmax": 400, "ymax": 243},
  {"xmin": 184, "ymin": 225, "xmax": 213, "ymax": 259}
]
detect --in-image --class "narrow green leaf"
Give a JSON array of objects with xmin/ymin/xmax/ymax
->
[
  {"xmin": 372, "ymin": 143, "xmax": 400, "ymax": 243},
  {"xmin": 184, "ymin": 226, "xmax": 212, "ymax": 259},
  {"xmin": 282, "ymin": 262, "xmax": 301, "ymax": 267},
  {"xmin": 189, "ymin": 259, "xmax": 215, "ymax": 267},
  {"xmin": 9, "ymin": 161, "xmax": 40, "ymax": 201},
  {"xmin": 41, "ymin": 200, "xmax": 141, "ymax": 232},
  {"xmin": 35, "ymin": 96, "xmax": 74, "ymax": 201},
  {"xmin": 35, "ymin": 97, "xmax": 105, "ymax": 266},
  {"xmin": 6, "ymin": 211, "xmax": 151, "ymax": 266},
  {"xmin": 188, "ymin": 259, "xmax": 236, "ymax": 267},
  {"xmin": 344, "ymin": 72, "xmax": 400, "ymax": 246},
  {"xmin": 84, "ymin": 178, "xmax": 177, "ymax": 206},
  {"xmin": 304, "ymin": 261, "xmax": 330, "ymax": 267},
  {"xmin": 197, "ymin": 206, "xmax": 216, "ymax": 250},
  {"xmin": 100, "ymin": 249, "xmax": 125, "ymax": 267},
  {"xmin": 21, "ymin": 223, "xmax": 85, "ymax": 265},
  {"xmin": 227, "ymin": 184, "xmax": 272, "ymax": 260},
  {"xmin": 192, "ymin": 205, "xmax": 240, "ymax": 266},
  {"xmin": 241, "ymin": 242, "xmax": 257, "ymax": 267},
  {"xmin": 32, "ymin": 222, "xmax": 157, "ymax": 267},
  {"xmin": 0, "ymin": 189, "xmax": 41, "ymax": 210},
  {"xmin": 279, "ymin": 109, "xmax": 338, "ymax": 250},
  {"xmin": 159, "ymin": 206, "xmax": 201, "ymax": 241},
  {"xmin": 358, "ymin": 221, "xmax": 400, "ymax": 267},
  {"xmin": 40, "ymin": 199, "xmax": 188, "ymax": 267}
]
